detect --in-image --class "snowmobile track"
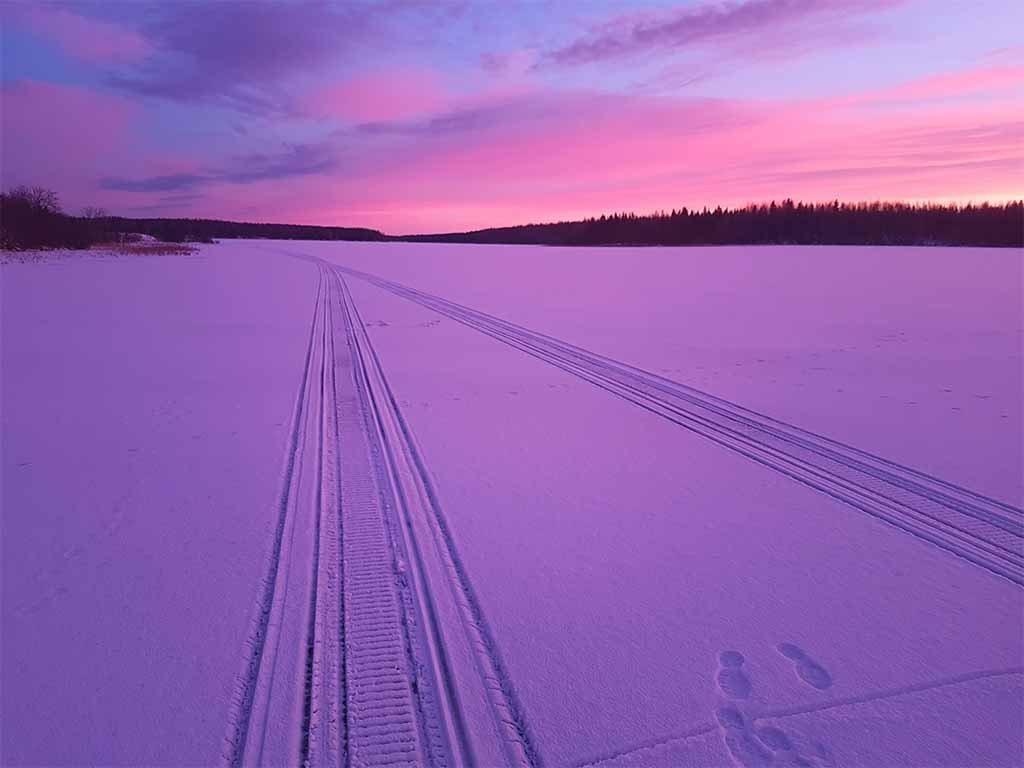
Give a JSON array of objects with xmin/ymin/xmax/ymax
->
[
  {"xmin": 338, "ymin": 265, "xmax": 1023, "ymax": 588},
  {"xmin": 224, "ymin": 256, "xmax": 538, "ymax": 768}
]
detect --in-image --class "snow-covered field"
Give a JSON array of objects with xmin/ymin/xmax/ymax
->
[
  {"xmin": 2, "ymin": 249, "xmax": 318, "ymax": 765},
  {"xmin": 2, "ymin": 242, "xmax": 1021, "ymax": 767}
]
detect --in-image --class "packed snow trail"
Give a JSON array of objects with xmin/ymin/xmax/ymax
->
[
  {"xmin": 223, "ymin": 262, "xmax": 536, "ymax": 767},
  {"xmin": 333, "ymin": 263, "xmax": 1024, "ymax": 587}
]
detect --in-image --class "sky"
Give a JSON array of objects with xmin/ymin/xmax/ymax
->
[{"xmin": 1, "ymin": 0, "xmax": 1021, "ymax": 234}]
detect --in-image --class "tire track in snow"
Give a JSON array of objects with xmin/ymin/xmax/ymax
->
[
  {"xmin": 304, "ymin": 279, "xmax": 346, "ymax": 767},
  {"xmin": 337, "ymin": 266, "xmax": 1024, "ymax": 587},
  {"xmin": 223, "ymin": 259, "xmax": 432, "ymax": 767},
  {"xmin": 223, "ymin": 266, "xmax": 326, "ymax": 767},
  {"xmin": 335, "ymin": 271, "xmax": 538, "ymax": 768},
  {"xmin": 225, "ymin": 255, "xmax": 536, "ymax": 767},
  {"xmin": 225, "ymin": 261, "xmax": 346, "ymax": 767},
  {"xmin": 326, "ymin": 266, "xmax": 433, "ymax": 768}
]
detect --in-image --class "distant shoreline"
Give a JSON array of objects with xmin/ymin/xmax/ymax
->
[{"xmin": 3, "ymin": 192, "xmax": 1022, "ymax": 250}]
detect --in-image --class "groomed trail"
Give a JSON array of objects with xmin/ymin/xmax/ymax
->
[
  {"xmin": 222, "ymin": 259, "xmax": 536, "ymax": 768},
  {"xmin": 223, "ymin": 249, "xmax": 1022, "ymax": 768}
]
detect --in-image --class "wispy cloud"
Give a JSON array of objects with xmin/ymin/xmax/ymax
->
[
  {"xmin": 547, "ymin": 0, "xmax": 902, "ymax": 66},
  {"xmin": 122, "ymin": 192, "xmax": 207, "ymax": 213},
  {"xmin": 353, "ymin": 102, "xmax": 523, "ymax": 137},
  {"xmin": 100, "ymin": 174, "xmax": 207, "ymax": 193},
  {"xmin": 101, "ymin": 142, "xmax": 338, "ymax": 192},
  {"xmin": 854, "ymin": 65, "xmax": 1024, "ymax": 106}
]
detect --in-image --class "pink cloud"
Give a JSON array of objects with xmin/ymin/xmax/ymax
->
[
  {"xmin": 19, "ymin": 59, "xmax": 1016, "ymax": 233},
  {"xmin": 307, "ymin": 83, "xmax": 1022, "ymax": 231},
  {"xmin": 304, "ymin": 69, "xmax": 449, "ymax": 123},
  {"xmin": 1, "ymin": 81, "xmax": 137, "ymax": 210},
  {"xmin": 116, "ymin": 81, "xmax": 1022, "ymax": 233},
  {"xmin": 14, "ymin": 6, "xmax": 151, "ymax": 64},
  {"xmin": 864, "ymin": 64, "xmax": 1024, "ymax": 104}
]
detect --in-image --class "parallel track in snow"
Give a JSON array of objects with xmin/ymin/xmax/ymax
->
[
  {"xmin": 224, "ymin": 249, "xmax": 1020, "ymax": 767},
  {"xmin": 337, "ymin": 265, "xmax": 1024, "ymax": 587},
  {"xmin": 224, "ymin": 258, "xmax": 537, "ymax": 768}
]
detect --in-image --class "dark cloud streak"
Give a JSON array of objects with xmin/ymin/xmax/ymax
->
[
  {"xmin": 101, "ymin": 173, "xmax": 207, "ymax": 193},
  {"xmin": 101, "ymin": 141, "xmax": 338, "ymax": 192}
]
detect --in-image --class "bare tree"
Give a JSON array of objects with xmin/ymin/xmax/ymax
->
[
  {"xmin": 0, "ymin": 186, "xmax": 98, "ymax": 249},
  {"xmin": 8, "ymin": 185, "xmax": 62, "ymax": 215},
  {"xmin": 81, "ymin": 206, "xmax": 109, "ymax": 219}
]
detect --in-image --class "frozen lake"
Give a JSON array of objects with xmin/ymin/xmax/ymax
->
[{"xmin": 3, "ymin": 242, "xmax": 1021, "ymax": 767}]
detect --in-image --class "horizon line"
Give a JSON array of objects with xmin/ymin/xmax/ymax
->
[{"xmin": 95, "ymin": 195, "xmax": 1024, "ymax": 238}]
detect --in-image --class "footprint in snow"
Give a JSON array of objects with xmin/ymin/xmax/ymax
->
[
  {"xmin": 777, "ymin": 643, "xmax": 832, "ymax": 690},
  {"xmin": 716, "ymin": 705, "xmax": 811, "ymax": 767},
  {"xmin": 716, "ymin": 650, "xmax": 752, "ymax": 699},
  {"xmin": 716, "ymin": 707, "xmax": 773, "ymax": 767},
  {"xmin": 712, "ymin": 647, "xmax": 833, "ymax": 767}
]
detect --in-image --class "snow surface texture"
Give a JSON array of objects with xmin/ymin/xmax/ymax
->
[
  {"xmin": 2, "ymin": 242, "xmax": 1021, "ymax": 767},
  {"xmin": 2, "ymin": 250, "xmax": 317, "ymax": 765}
]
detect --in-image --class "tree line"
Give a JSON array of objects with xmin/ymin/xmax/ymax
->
[
  {"xmin": 3, "ymin": 187, "xmax": 1020, "ymax": 250},
  {"xmin": 0, "ymin": 187, "xmax": 384, "ymax": 250},
  {"xmin": 99, "ymin": 216, "xmax": 385, "ymax": 244},
  {"xmin": 1, "ymin": 187, "xmax": 109, "ymax": 249},
  {"xmin": 400, "ymin": 200, "xmax": 1023, "ymax": 248}
]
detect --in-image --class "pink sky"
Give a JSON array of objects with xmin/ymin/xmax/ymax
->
[{"xmin": 1, "ymin": 1, "xmax": 1021, "ymax": 233}]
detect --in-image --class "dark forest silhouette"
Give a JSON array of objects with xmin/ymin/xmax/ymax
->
[
  {"xmin": 99, "ymin": 216, "xmax": 385, "ymax": 244},
  {"xmin": 1, "ymin": 187, "xmax": 102, "ymax": 250},
  {"xmin": 402, "ymin": 200, "xmax": 1023, "ymax": 248},
  {"xmin": 2, "ymin": 188, "xmax": 1020, "ymax": 250},
  {"xmin": 0, "ymin": 188, "xmax": 383, "ymax": 250}
]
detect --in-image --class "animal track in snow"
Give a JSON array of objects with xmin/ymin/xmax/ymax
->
[
  {"xmin": 716, "ymin": 650, "xmax": 753, "ymax": 699},
  {"xmin": 777, "ymin": 644, "xmax": 833, "ymax": 690}
]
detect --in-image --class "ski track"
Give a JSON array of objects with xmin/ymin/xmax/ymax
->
[
  {"xmin": 223, "ymin": 256, "xmax": 535, "ymax": 768},
  {"xmin": 332, "ymin": 263, "xmax": 1024, "ymax": 588}
]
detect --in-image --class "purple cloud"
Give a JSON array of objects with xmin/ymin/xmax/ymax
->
[
  {"xmin": 100, "ymin": 173, "xmax": 208, "ymax": 193},
  {"xmin": 101, "ymin": 141, "xmax": 338, "ymax": 192},
  {"xmin": 121, "ymin": 192, "xmax": 208, "ymax": 213},
  {"xmin": 354, "ymin": 103, "xmax": 513, "ymax": 137},
  {"xmin": 106, "ymin": 2, "xmax": 379, "ymax": 112},
  {"xmin": 217, "ymin": 142, "xmax": 338, "ymax": 183},
  {"xmin": 547, "ymin": 0, "xmax": 902, "ymax": 65}
]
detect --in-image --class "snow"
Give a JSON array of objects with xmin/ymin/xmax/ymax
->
[
  {"xmin": 300, "ymin": 241, "xmax": 1022, "ymax": 505},
  {"xmin": 2, "ymin": 249, "xmax": 319, "ymax": 765},
  {"xmin": 331, "ymin": 263, "xmax": 1022, "ymax": 768},
  {"xmin": 2, "ymin": 241, "xmax": 1021, "ymax": 767}
]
